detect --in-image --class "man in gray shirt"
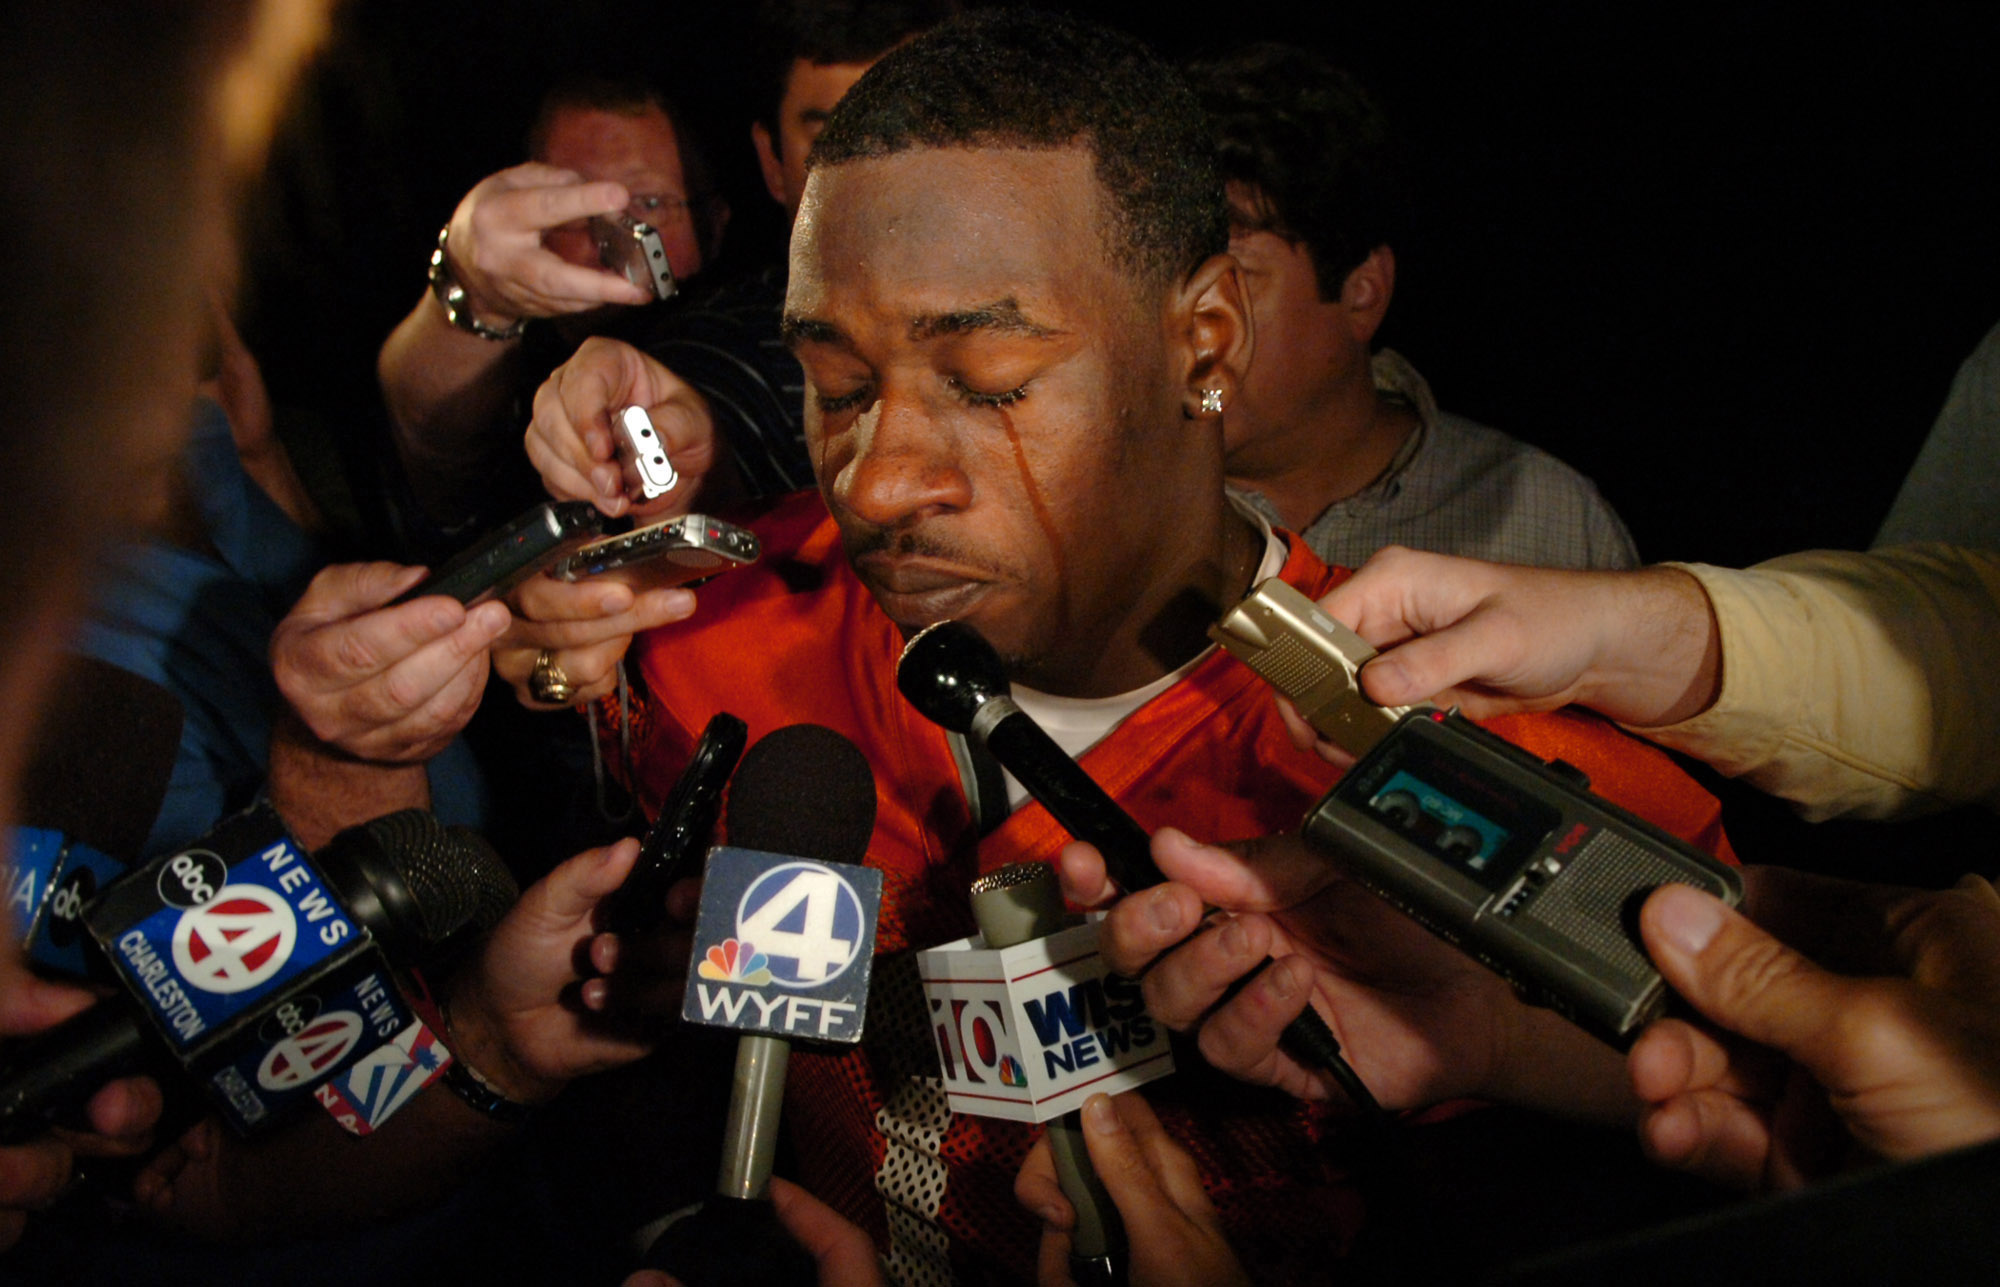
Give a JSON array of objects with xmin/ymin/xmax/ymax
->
[{"xmin": 1189, "ymin": 44, "xmax": 1637, "ymax": 572}]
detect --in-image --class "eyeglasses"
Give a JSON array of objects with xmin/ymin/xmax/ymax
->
[{"xmin": 627, "ymin": 192, "xmax": 712, "ymax": 224}]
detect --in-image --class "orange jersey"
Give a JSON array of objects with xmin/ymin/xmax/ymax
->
[{"xmin": 614, "ymin": 489, "xmax": 1732, "ymax": 1285}]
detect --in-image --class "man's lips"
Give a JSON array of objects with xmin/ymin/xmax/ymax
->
[{"xmin": 853, "ymin": 553, "xmax": 992, "ymax": 621}]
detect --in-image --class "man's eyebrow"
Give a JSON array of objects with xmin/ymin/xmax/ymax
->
[
  {"xmin": 780, "ymin": 315, "xmax": 845, "ymax": 349},
  {"xmin": 909, "ymin": 300, "xmax": 1059, "ymax": 342}
]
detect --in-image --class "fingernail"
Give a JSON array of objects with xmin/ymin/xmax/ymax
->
[
  {"xmin": 1217, "ymin": 917, "xmax": 1248, "ymax": 957},
  {"xmin": 1267, "ymin": 955, "xmax": 1301, "ymax": 999},
  {"xmin": 1147, "ymin": 887, "xmax": 1181, "ymax": 934},
  {"xmin": 1359, "ymin": 657, "xmax": 1406, "ymax": 702},
  {"xmin": 1082, "ymin": 1094, "xmax": 1121, "ymax": 1135},
  {"xmin": 1652, "ymin": 884, "xmax": 1726, "ymax": 955}
]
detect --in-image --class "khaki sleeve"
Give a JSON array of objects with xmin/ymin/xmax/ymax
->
[{"xmin": 1636, "ymin": 544, "xmax": 2000, "ymax": 821}]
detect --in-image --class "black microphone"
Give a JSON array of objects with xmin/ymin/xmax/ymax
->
[
  {"xmin": 605, "ymin": 711, "xmax": 746, "ymax": 937},
  {"xmin": 6, "ymin": 657, "xmax": 184, "ymax": 981},
  {"xmin": 896, "ymin": 621, "xmax": 1162, "ymax": 891},
  {"xmin": 897, "ymin": 620, "xmax": 1379, "ymax": 1113},
  {"xmin": 970, "ymin": 862, "xmax": 1127, "ymax": 1287},
  {"xmin": 644, "ymin": 723, "xmax": 879, "ymax": 1285},
  {"xmin": 0, "ymin": 804, "xmax": 518, "ymax": 1142}
]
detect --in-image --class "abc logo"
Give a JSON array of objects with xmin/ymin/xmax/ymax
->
[
  {"xmin": 256, "ymin": 1010, "xmax": 364, "ymax": 1091},
  {"xmin": 172, "ymin": 885, "xmax": 298, "ymax": 995},
  {"xmin": 44, "ymin": 867, "xmax": 96, "ymax": 947},
  {"xmin": 156, "ymin": 850, "xmax": 227, "ymax": 910},
  {"xmin": 733, "ymin": 863, "xmax": 866, "ymax": 989},
  {"xmin": 258, "ymin": 995, "xmax": 323, "ymax": 1045}
]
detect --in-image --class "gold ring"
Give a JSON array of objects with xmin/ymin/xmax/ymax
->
[{"xmin": 528, "ymin": 649, "xmax": 576, "ymax": 704}]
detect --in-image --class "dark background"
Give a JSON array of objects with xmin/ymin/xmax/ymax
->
[{"xmin": 243, "ymin": 2, "xmax": 2000, "ymax": 569}]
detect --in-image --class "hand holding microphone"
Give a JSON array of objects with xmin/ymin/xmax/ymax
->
[{"xmin": 896, "ymin": 621, "xmax": 1376, "ymax": 1112}]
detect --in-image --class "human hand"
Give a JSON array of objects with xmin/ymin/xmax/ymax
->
[
  {"xmin": 490, "ymin": 571, "xmax": 697, "ymax": 709},
  {"xmin": 525, "ymin": 336, "xmax": 741, "ymax": 520},
  {"xmin": 1298, "ymin": 548, "xmax": 1719, "ymax": 745},
  {"xmin": 623, "ymin": 1178, "xmax": 886, "ymax": 1287},
  {"xmin": 1016, "ymin": 1093, "xmax": 1249, "ymax": 1287},
  {"xmin": 444, "ymin": 839, "xmax": 699, "ymax": 1106},
  {"xmin": 271, "ymin": 562, "xmax": 509, "ymax": 762},
  {"xmin": 0, "ymin": 954, "xmax": 163, "ymax": 1250},
  {"xmin": 1629, "ymin": 867, "xmax": 2000, "ymax": 1192},
  {"xmin": 1059, "ymin": 828, "xmax": 1628, "ymax": 1117},
  {"xmin": 441, "ymin": 163, "xmax": 652, "ymax": 329}
]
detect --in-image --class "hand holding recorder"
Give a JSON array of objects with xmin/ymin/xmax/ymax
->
[
  {"xmin": 527, "ymin": 336, "xmax": 744, "ymax": 520},
  {"xmin": 273, "ymin": 561, "xmax": 510, "ymax": 763},
  {"xmin": 438, "ymin": 162, "xmax": 654, "ymax": 331},
  {"xmin": 1302, "ymin": 545, "xmax": 1720, "ymax": 732},
  {"xmin": 1057, "ymin": 828, "xmax": 1631, "ymax": 1117},
  {"xmin": 1629, "ymin": 866, "xmax": 2000, "ymax": 1192}
]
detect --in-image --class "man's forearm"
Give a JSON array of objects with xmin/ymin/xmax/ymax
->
[
  {"xmin": 378, "ymin": 294, "xmax": 527, "ymax": 524},
  {"xmin": 265, "ymin": 709, "xmax": 429, "ymax": 851}
]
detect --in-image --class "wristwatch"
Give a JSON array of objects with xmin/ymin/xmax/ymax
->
[{"xmin": 427, "ymin": 225, "xmax": 527, "ymax": 342}]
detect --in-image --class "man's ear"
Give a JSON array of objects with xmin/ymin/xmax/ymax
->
[
  {"xmin": 1339, "ymin": 245, "xmax": 1396, "ymax": 345},
  {"xmin": 751, "ymin": 122, "xmax": 788, "ymax": 210},
  {"xmin": 1176, "ymin": 252, "xmax": 1253, "ymax": 421}
]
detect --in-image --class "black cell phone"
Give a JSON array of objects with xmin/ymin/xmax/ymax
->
[
  {"xmin": 548, "ymin": 513, "xmax": 760, "ymax": 585},
  {"xmin": 605, "ymin": 712, "xmax": 748, "ymax": 935},
  {"xmin": 397, "ymin": 501, "xmax": 606, "ymax": 606},
  {"xmin": 590, "ymin": 216, "xmax": 677, "ymax": 302}
]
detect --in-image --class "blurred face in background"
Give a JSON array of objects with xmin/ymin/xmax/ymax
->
[{"xmin": 538, "ymin": 104, "xmax": 709, "ymax": 281}]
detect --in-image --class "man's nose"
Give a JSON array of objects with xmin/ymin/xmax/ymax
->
[{"xmin": 833, "ymin": 387, "xmax": 971, "ymax": 529}]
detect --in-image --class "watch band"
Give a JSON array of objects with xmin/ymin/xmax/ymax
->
[
  {"xmin": 436, "ymin": 992, "xmax": 536, "ymax": 1122},
  {"xmin": 427, "ymin": 225, "xmax": 527, "ymax": 342}
]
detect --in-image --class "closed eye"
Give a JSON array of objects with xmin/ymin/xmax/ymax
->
[
  {"xmin": 816, "ymin": 385, "xmax": 874, "ymax": 413},
  {"xmin": 948, "ymin": 376, "xmax": 1030, "ymax": 408}
]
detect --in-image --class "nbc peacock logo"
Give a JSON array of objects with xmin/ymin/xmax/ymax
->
[{"xmin": 697, "ymin": 937, "xmax": 773, "ymax": 987}]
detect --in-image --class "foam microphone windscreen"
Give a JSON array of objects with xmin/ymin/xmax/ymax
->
[
  {"xmin": 722, "ymin": 724, "xmax": 877, "ymax": 866},
  {"xmin": 18, "ymin": 655, "xmax": 183, "ymax": 864}
]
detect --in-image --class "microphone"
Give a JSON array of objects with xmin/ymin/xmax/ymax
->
[
  {"xmin": 897, "ymin": 620, "xmax": 1379, "ymax": 1113},
  {"xmin": 896, "ymin": 621, "xmax": 1161, "ymax": 891},
  {"xmin": 970, "ymin": 863, "xmax": 1126, "ymax": 1287},
  {"xmin": 0, "ymin": 803, "xmax": 518, "ymax": 1142},
  {"xmin": 604, "ymin": 711, "xmax": 747, "ymax": 937},
  {"xmin": 6, "ymin": 656, "xmax": 184, "ymax": 981},
  {"xmin": 644, "ymin": 723, "xmax": 881, "ymax": 1285}
]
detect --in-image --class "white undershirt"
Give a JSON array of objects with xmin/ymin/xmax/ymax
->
[{"xmin": 1001, "ymin": 504, "xmax": 1287, "ymax": 810}]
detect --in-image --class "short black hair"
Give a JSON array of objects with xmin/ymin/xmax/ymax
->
[
  {"xmin": 1185, "ymin": 43, "xmax": 1406, "ymax": 299},
  {"xmin": 753, "ymin": 0, "xmax": 961, "ymax": 131},
  {"xmin": 810, "ymin": 10, "xmax": 1227, "ymax": 289}
]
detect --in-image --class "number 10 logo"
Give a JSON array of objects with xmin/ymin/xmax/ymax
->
[{"xmin": 734, "ymin": 863, "xmax": 866, "ymax": 988}]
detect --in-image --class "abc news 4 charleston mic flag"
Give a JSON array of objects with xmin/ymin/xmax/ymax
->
[
  {"xmin": 80, "ymin": 805, "xmax": 442, "ymax": 1136},
  {"xmin": 917, "ymin": 915, "xmax": 1173, "ymax": 1123}
]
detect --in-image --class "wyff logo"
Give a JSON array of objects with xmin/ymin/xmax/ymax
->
[
  {"xmin": 682, "ymin": 851, "xmax": 881, "ymax": 1045},
  {"xmin": 733, "ymin": 862, "xmax": 865, "ymax": 987}
]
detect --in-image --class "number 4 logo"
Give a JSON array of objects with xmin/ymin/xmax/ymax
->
[{"xmin": 734, "ymin": 863, "xmax": 866, "ymax": 988}]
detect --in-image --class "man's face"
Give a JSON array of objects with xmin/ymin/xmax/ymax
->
[
  {"xmin": 756, "ymin": 59, "xmax": 874, "ymax": 215},
  {"xmin": 539, "ymin": 105, "xmax": 706, "ymax": 280},
  {"xmin": 785, "ymin": 147, "xmax": 1211, "ymax": 695},
  {"xmin": 1224, "ymin": 184, "xmax": 1370, "ymax": 466}
]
